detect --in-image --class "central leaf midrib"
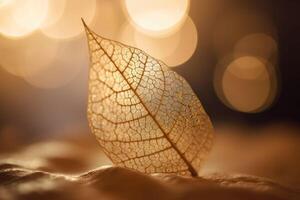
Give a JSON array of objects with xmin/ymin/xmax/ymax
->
[{"xmin": 86, "ymin": 26, "xmax": 198, "ymax": 176}]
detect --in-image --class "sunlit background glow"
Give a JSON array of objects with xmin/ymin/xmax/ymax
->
[
  {"xmin": 23, "ymin": 36, "xmax": 88, "ymax": 89},
  {"xmin": 0, "ymin": 0, "xmax": 12, "ymax": 7},
  {"xmin": 41, "ymin": 0, "xmax": 96, "ymax": 39},
  {"xmin": 0, "ymin": 0, "xmax": 284, "ymax": 137},
  {"xmin": 234, "ymin": 33, "xmax": 278, "ymax": 60},
  {"xmin": 40, "ymin": 0, "xmax": 66, "ymax": 29},
  {"xmin": 119, "ymin": 17, "xmax": 198, "ymax": 67},
  {"xmin": 89, "ymin": 0, "xmax": 124, "ymax": 40},
  {"xmin": 227, "ymin": 56, "xmax": 268, "ymax": 80},
  {"xmin": 0, "ymin": 0, "xmax": 48, "ymax": 38},
  {"xmin": 214, "ymin": 56, "xmax": 278, "ymax": 113},
  {"xmin": 212, "ymin": 7, "xmax": 280, "ymax": 113},
  {"xmin": 0, "ymin": 0, "xmax": 199, "ymax": 90},
  {"xmin": 1, "ymin": 1, "xmax": 300, "ymax": 190},
  {"xmin": 0, "ymin": 32, "xmax": 59, "ymax": 77},
  {"xmin": 124, "ymin": 0, "xmax": 190, "ymax": 35}
]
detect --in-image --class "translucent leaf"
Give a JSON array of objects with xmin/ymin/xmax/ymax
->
[{"xmin": 83, "ymin": 20, "xmax": 214, "ymax": 176}]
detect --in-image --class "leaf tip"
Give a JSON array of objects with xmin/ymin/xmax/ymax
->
[{"xmin": 81, "ymin": 18, "xmax": 89, "ymax": 30}]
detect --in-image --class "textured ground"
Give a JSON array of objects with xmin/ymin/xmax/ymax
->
[
  {"xmin": 0, "ymin": 123, "xmax": 300, "ymax": 199},
  {"xmin": 1, "ymin": 164, "xmax": 299, "ymax": 200}
]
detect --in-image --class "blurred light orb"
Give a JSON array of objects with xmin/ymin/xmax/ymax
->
[
  {"xmin": 90, "ymin": 0, "xmax": 123, "ymax": 40},
  {"xmin": 227, "ymin": 56, "xmax": 266, "ymax": 80},
  {"xmin": 0, "ymin": 32, "xmax": 59, "ymax": 77},
  {"xmin": 0, "ymin": 0, "xmax": 48, "ymax": 38},
  {"xmin": 234, "ymin": 33, "xmax": 277, "ymax": 59},
  {"xmin": 124, "ymin": 0, "xmax": 189, "ymax": 35},
  {"xmin": 164, "ymin": 17, "xmax": 198, "ymax": 67},
  {"xmin": 23, "ymin": 36, "xmax": 88, "ymax": 89},
  {"xmin": 134, "ymin": 31, "xmax": 180, "ymax": 60},
  {"xmin": 120, "ymin": 22, "xmax": 180, "ymax": 62},
  {"xmin": 41, "ymin": 0, "xmax": 96, "ymax": 39},
  {"xmin": 41, "ymin": 0, "xmax": 66, "ymax": 28},
  {"xmin": 0, "ymin": 0, "xmax": 12, "ymax": 7},
  {"xmin": 119, "ymin": 17, "xmax": 197, "ymax": 67},
  {"xmin": 215, "ymin": 56, "xmax": 278, "ymax": 113}
]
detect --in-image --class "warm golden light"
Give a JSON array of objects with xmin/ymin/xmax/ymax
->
[
  {"xmin": 119, "ymin": 22, "xmax": 180, "ymax": 62},
  {"xmin": 0, "ymin": 0, "xmax": 48, "ymax": 38},
  {"xmin": 0, "ymin": 0, "xmax": 12, "ymax": 7},
  {"xmin": 163, "ymin": 17, "xmax": 198, "ymax": 67},
  {"xmin": 89, "ymin": 0, "xmax": 124, "ymax": 40},
  {"xmin": 119, "ymin": 17, "xmax": 197, "ymax": 67},
  {"xmin": 124, "ymin": 0, "xmax": 190, "ymax": 35},
  {"xmin": 23, "ymin": 36, "xmax": 88, "ymax": 89},
  {"xmin": 41, "ymin": 0, "xmax": 96, "ymax": 39},
  {"xmin": 0, "ymin": 32, "xmax": 59, "ymax": 77},
  {"xmin": 234, "ymin": 33, "xmax": 277, "ymax": 60},
  {"xmin": 223, "ymin": 57, "xmax": 270, "ymax": 113},
  {"xmin": 40, "ymin": 0, "xmax": 66, "ymax": 28},
  {"xmin": 227, "ymin": 56, "xmax": 266, "ymax": 80},
  {"xmin": 214, "ymin": 56, "xmax": 278, "ymax": 113}
]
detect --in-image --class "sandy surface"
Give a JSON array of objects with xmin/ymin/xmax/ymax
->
[
  {"xmin": 0, "ymin": 123, "xmax": 300, "ymax": 199},
  {"xmin": 0, "ymin": 164, "xmax": 299, "ymax": 200}
]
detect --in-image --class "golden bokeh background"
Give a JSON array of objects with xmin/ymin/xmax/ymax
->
[
  {"xmin": 0, "ymin": 0, "xmax": 297, "ymax": 141},
  {"xmin": 1, "ymin": 0, "xmax": 300, "ymax": 191}
]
